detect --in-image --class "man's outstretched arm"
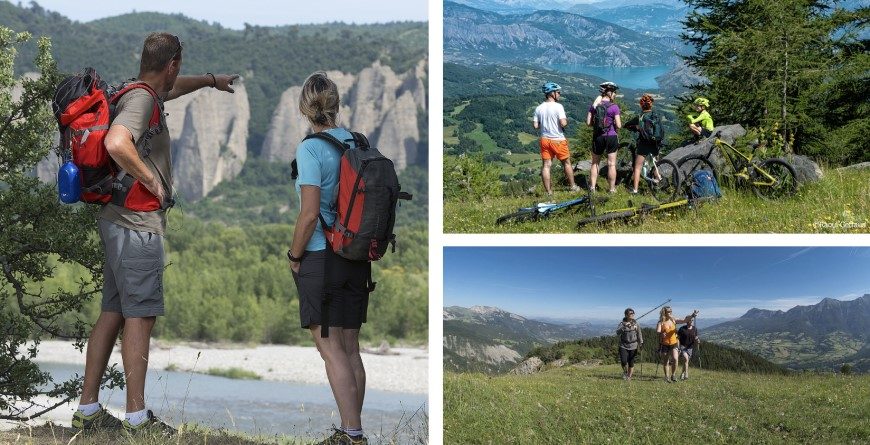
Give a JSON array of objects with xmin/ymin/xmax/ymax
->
[{"xmin": 165, "ymin": 74, "xmax": 240, "ymax": 101}]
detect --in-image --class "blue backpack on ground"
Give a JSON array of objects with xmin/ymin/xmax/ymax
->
[{"xmin": 690, "ymin": 170, "xmax": 722, "ymax": 199}]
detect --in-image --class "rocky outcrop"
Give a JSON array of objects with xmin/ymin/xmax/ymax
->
[
  {"xmin": 837, "ymin": 161, "xmax": 870, "ymax": 170},
  {"xmin": 261, "ymin": 60, "xmax": 428, "ymax": 170},
  {"xmin": 785, "ymin": 155, "xmax": 823, "ymax": 183},
  {"xmin": 165, "ymin": 82, "xmax": 250, "ymax": 201},
  {"xmin": 662, "ymin": 124, "xmax": 746, "ymax": 170},
  {"xmin": 510, "ymin": 356, "xmax": 543, "ymax": 375}
]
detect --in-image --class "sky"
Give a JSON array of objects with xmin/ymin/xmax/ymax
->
[
  {"xmin": 17, "ymin": 1, "xmax": 428, "ymax": 28},
  {"xmin": 443, "ymin": 247, "xmax": 870, "ymax": 321}
]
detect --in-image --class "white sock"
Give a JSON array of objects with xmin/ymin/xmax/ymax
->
[
  {"xmin": 77, "ymin": 402, "xmax": 100, "ymax": 416},
  {"xmin": 343, "ymin": 426, "xmax": 364, "ymax": 437},
  {"xmin": 125, "ymin": 408, "xmax": 149, "ymax": 426}
]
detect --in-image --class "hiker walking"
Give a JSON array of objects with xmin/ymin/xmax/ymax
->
[
  {"xmin": 533, "ymin": 82, "xmax": 580, "ymax": 197},
  {"xmin": 624, "ymin": 94, "xmax": 664, "ymax": 194},
  {"xmin": 73, "ymin": 33, "xmax": 238, "ymax": 435},
  {"xmin": 288, "ymin": 72, "xmax": 372, "ymax": 445},
  {"xmin": 586, "ymin": 82, "xmax": 622, "ymax": 193},
  {"xmin": 678, "ymin": 316, "xmax": 700, "ymax": 380},
  {"xmin": 616, "ymin": 308, "xmax": 643, "ymax": 380},
  {"xmin": 656, "ymin": 306, "xmax": 699, "ymax": 383}
]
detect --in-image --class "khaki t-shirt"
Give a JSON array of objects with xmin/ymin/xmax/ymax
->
[{"xmin": 98, "ymin": 85, "xmax": 172, "ymax": 235}]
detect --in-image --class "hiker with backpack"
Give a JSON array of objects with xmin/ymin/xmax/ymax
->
[
  {"xmin": 586, "ymin": 82, "xmax": 622, "ymax": 193},
  {"xmin": 533, "ymin": 82, "xmax": 581, "ymax": 196},
  {"xmin": 616, "ymin": 308, "xmax": 643, "ymax": 381},
  {"xmin": 656, "ymin": 306, "xmax": 699, "ymax": 383},
  {"xmin": 288, "ymin": 71, "xmax": 408, "ymax": 445},
  {"xmin": 677, "ymin": 316, "xmax": 700, "ymax": 380},
  {"xmin": 66, "ymin": 33, "xmax": 239, "ymax": 435},
  {"xmin": 687, "ymin": 97, "xmax": 714, "ymax": 140},
  {"xmin": 624, "ymin": 94, "xmax": 664, "ymax": 194}
]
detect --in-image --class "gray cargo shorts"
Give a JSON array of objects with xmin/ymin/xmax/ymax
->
[{"xmin": 99, "ymin": 218, "xmax": 165, "ymax": 318}]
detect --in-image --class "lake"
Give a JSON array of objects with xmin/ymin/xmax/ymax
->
[
  {"xmin": 545, "ymin": 65, "xmax": 672, "ymax": 90},
  {"xmin": 39, "ymin": 362, "xmax": 427, "ymax": 441}
]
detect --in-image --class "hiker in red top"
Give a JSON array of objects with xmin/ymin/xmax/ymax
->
[{"xmin": 73, "ymin": 33, "xmax": 238, "ymax": 435}]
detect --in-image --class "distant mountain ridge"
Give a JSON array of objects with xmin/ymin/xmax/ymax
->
[
  {"xmin": 444, "ymin": 305, "xmax": 606, "ymax": 373},
  {"xmin": 705, "ymin": 295, "xmax": 870, "ymax": 372},
  {"xmin": 444, "ymin": 1, "xmax": 678, "ymax": 68}
]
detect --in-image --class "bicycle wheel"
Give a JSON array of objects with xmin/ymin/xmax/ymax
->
[
  {"xmin": 577, "ymin": 209, "xmax": 636, "ymax": 228},
  {"xmin": 753, "ymin": 158, "xmax": 798, "ymax": 200},
  {"xmin": 677, "ymin": 155, "xmax": 718, "ymax": 183},
  {"xmin": 495, "ymin": 208, "xmax": 538, "ymax": 225},
  {"xmin": 648, "ymin": 159, "xmax": 682, "ymax": 203}
]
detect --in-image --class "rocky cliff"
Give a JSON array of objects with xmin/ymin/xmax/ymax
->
[
  {"xmin": 165, "ymin": 82, "xmax": 250, "ymax": 201},
  {"xmin": 261, "ymin": 59, "xmax": 428, "ymax": 170}
]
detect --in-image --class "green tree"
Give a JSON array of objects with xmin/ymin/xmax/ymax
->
[
  {"xmin": 0, "ymin": 28, "xmax": 122, "ymax": 421},
  {"xmin": 681, "ymin": 0, "xmax": 868, "ymax": 162}
]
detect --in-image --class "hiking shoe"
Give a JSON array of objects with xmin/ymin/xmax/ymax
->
[
  {"xmin": 316, "ymin": 428, "xmax": 368, "ymax": 445},
  {"xmin": 71, "ymin": 405, "xmax": 123, "ymax": 431},
  {"xmin": 570, "ymin": 184, "xmax": 581, "ymax": 192},
  {"xmin": 122, "ymin": 410, "xmax": 176, "ymax": 437},
  {"xmin": 629, "ymin": 189, "xmax": 638, "ymax": 194}
]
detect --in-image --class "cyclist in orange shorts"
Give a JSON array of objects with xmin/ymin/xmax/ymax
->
[
  {"xmin": 656, "ymin": 306, "xmax": 699, "ymax": 383},
  {"xmin": 533, "ymin": 82, "xmax": 580, "ymax": 196}
]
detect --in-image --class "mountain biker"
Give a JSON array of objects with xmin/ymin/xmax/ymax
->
[
  {"xmin": 677, "ymin": 316, "xmax": 700, "ymax": 380},
  {"xmin": 656, "ymin": 306, "xmax": 699, "ymax": 383},
  {"xmin": 687, "ymin": 97, "xmax": 714, "ymax": 140},
  {"xmin": 586, "ymin": 81, "xmax": 621, "ymax": 193},
  {"xmin": 624, "ymin": 93, "xmax": 661, "ymax": 194},
  {"xmin": 533, "ymin": 82, "xmax": 580, "ymax": 196},
  {"xmin": 616, "ymin": 308, "xmax": 643, "ymax": 381}
]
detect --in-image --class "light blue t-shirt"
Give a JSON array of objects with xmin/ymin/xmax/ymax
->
[{"xmin": 295, "ymin": 127, "xmax": 356, "ymax": 251}]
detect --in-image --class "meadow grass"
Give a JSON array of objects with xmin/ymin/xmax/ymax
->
[
  {"xmin": 205, "ymin": 367, "xmax": 262, "ymax": 380},
  {"xmin": 444, "ymin": 168, "xmax": 870, "ymax": 233},
  {"xmin": 444, "ymin": 364, "xmax": 869, "ymax": 444},
  {"xmin": 0, "ymin": 423, "xmax": 307, "ymax": 444}
]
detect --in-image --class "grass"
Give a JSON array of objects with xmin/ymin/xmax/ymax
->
[
  {"xmin": 205, "ymin": 367, "xmax": 262, "ymax": 380},
  {"xmin": 444, "ymin": 364, "xmax": 870, "ymax": 444},
  {"xmin": 0, "ymin": 423, "xmax": 307, "ymax": 444},
  {"xmin": 444, "ymin": 168, "xmax": 870, "ymax": 233}
]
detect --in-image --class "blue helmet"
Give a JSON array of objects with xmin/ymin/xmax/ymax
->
[{"xmin": 542, "ymin": 82, "xmax": 562, "ymax": 95}]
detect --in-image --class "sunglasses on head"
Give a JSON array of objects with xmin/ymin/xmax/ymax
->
[{"xmin": 172, "ymin": 35, "xmax": 183, "ymax": 59}]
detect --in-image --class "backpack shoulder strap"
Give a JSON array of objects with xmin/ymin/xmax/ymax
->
[
  {"xmin": 110, "ymin": 82, "xmax": 162, "ymax": 128},
  {"xmin": 303, "ymin": 131, "xmax": 351, "ymax": 155}
]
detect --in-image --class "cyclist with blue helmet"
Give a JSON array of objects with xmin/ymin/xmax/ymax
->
[{"xmin": 533, "ymin": 82, "xmax": 580, "ymax": 196}]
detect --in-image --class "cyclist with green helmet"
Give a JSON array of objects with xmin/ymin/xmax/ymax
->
[
  {"xmin": 687, "ymin": 97, "xmax": 714, "ymax": 140},
  {"xmin": 534, "ymin": 82, "xmax": 580, "ymax": 196}
]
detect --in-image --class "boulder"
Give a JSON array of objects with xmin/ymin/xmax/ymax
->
[
  {"xmin": 550, "ymin": 358, "xmax": 570, "ymax": 368},
  {"xmin": 663, "ymin": 124, "xmax": 746, "ymax": 170},
  {"xmin": 838, "ymin": 161, "xmax": 870, "ymax": 170},
  {"xmin": 783, "ymin": 155, "xmax": 823, "ymax": 183},
  {"xmin": 509, "ymin": 356, "xmax": 543, "ymax": 375}
]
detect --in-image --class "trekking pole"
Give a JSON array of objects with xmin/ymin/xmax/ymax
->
[{"xmin": 635, "ymin": 298, "xmax": 671, "ymax": 322}]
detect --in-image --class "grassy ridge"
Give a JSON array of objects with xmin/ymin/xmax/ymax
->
[
  {"xmin": 444, "ymin": 168, "xmax": 870, "ymax": 233},
  {"xmin": 444, "ymin": 365, "xmax": 870, "ymax": 444}
]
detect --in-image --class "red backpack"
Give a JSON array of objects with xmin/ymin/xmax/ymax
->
[
  {"xmin": 296, "ymin": 131, "xmax": 412, "ymax": 262},
  {"xmin": 52, "ymin": 67, "xmax": 168, "ymax": 211}
]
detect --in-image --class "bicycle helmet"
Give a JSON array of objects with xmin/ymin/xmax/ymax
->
[
  {"xmin": 542, "ymin": 82, "xmax": 562, "ymax": 95},
  {"xmin": 599, "ymin": 81, "xmax": 619, "ymax": 93},
  {"xmin": 693, "ymin": 97, "xmax": 710, "ymax": 107}
]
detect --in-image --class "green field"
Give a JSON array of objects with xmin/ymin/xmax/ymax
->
[
  {"xmin": 444, "ymin": 168, "xmax": 870, "ymax": 233},
  {"xmin": 444, "ymin": 365, "xmax": 870, "ymax": 444}
]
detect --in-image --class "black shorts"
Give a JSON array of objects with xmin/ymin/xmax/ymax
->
[
  {"xmin": 659, "ymin": 344, "xmax": 678, "ymax": 354},
  {"xmin": 592, "ymin": 135, "xmax": 619, "ymax": 156},
  {"xmin": 635, "ymin": 141, "xmax": 660, "ymax": 158},
  {"xmin": 292, "ymin": 249, "xmax": 371, "ymax": 331},
  {"xmin": 700, "ymin": 128, "xmax": 713, "ymax": 138},
  {"xmin": 619, "ymin": 348, "xmax": 638, "ymax": 367}
]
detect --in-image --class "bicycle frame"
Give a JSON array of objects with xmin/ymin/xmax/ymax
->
[
  {"xmin": 703, "ymin": 135, "xmax": 780, "ymax": 187},
  {"xmin": 520, "ymin": 195, "xmax": 588, "ymax": 216}
]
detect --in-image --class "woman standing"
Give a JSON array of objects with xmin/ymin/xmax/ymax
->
[
  {"xmin": 656, "ymin": 306, "xmax": 699, "ymax": 383},
  {"xmin": 625, "ymin": 94, "xmax": 661, "ymax": 194},
  {"xmin": 586, "ymin": 82, "xmax": 622, "ymax": 193},
  {"xmin": 288, "ymin": 71, "xmax": 370, "ymax": 445}
]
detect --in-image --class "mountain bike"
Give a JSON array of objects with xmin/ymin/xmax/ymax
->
[
  {"xmin": 625, "ymin": 144, "xmax": 681, "ymax": 202},
  {"xmin": 576, "ymin": 196, "xmax": 717, "ymax": 228},
  {"xmin": 497, "ymin": 193, "xmax": 605, "ymax": 225},
  {"xmin": 676, "ymin": 131, "xmax": 798, "ymax": 199}
]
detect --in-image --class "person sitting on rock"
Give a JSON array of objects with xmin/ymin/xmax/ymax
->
[{"xmin": 687, "ymin": 97, "xmax": 714, "ymax": 140}]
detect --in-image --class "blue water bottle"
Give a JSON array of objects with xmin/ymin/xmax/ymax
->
[{"xmin": 58, "ymin": 157, "xmax": 81, "ymax": 204}]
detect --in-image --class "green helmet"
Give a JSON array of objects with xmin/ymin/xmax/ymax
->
[{"xmin": 694, "ymin": 97, "xmax": 710, "ymax": 107}]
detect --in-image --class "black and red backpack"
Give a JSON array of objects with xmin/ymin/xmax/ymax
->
[
  {"xmin": 52, "ymin": 67, "xmax": 168, "ymax": 211},
  {"xmin": 295, "ymin": 131, "xmax": 412, "ymax": 262}
]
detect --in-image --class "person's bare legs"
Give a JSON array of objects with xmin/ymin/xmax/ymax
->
[
  {"xmin": 670, "ymin": 347, "xmax": 679, "ymax": 380},
  {"xmin": 342, "ymin": 329, "xmax": 365, "ymax": 412},
  {"xmin": 311, "ymin": 325, "xmax": 361, "ymax": 429},
  {"xmin": 79, "ymin": 312, "xmax": 124, "ymax": 405},
  {"xmin": 607, "ymin": 151, "xmax": 618, "ymax": 192},
  {"xmin": 590, "ymin": 154, "xmax": 601, "ymax": 191},
  {"xmin": 631, "ymin": 154, "xmax": 645, "ymax": 192},
  {"xmin": 689, "ymin": 124, "xmax": 701, "ymax": 137},
  {"xmin": 541, "ymin": 158, "xmax": 553, "ymax": 195},
  {"xmin": 560, "ymin": 158, "xmax": 577, "ymax": 189},
  {"xmin": 682, "ymin": 352, "xmax": 690, "ymax": 378},
  {"xmin": 121, "ymin": 316, "xmax": 155, "ymax": 412}
]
